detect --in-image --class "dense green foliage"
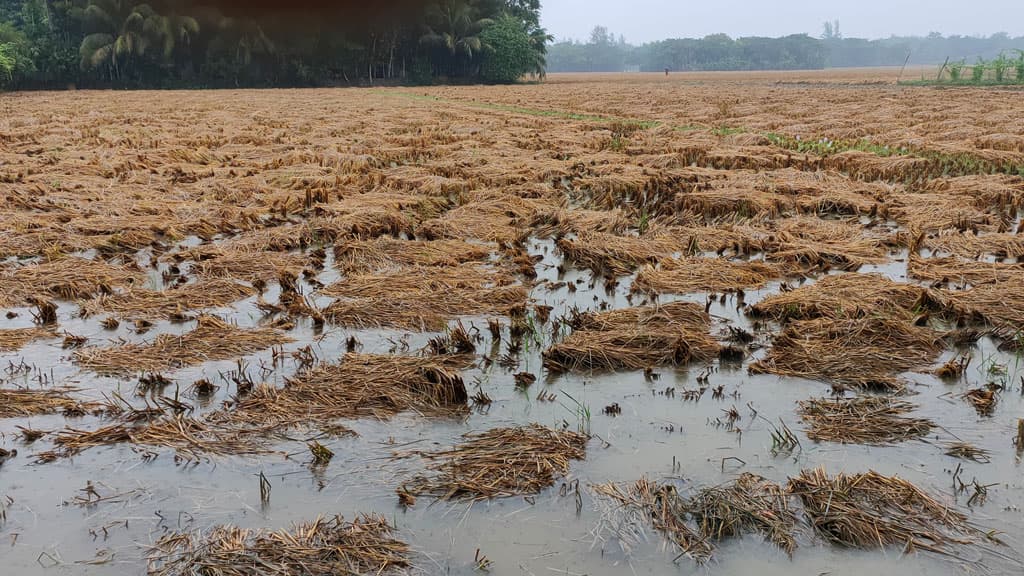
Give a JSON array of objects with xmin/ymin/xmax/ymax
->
[
  {"xmin": 548, "ymin": 25, "xmax": 1024, "ymax": 73},
  {"xmin": 0, "ymin": 0, "xmax": 548, "ymax": 89},
  {"xmin": 0, "ymin": 42, "xmax": 15, "ymax": 82},
  {"xmin": 479, "ymin": 14, "xmax": 534, "ymax": 83}
]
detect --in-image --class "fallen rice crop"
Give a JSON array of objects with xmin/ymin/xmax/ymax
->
[
  {"xmin": 633, "ymin": 257, "xmax": 780, "ymax": 294},
  {"xmin": 79, "ymin": 279, "xmax": 256, "ymax": 320},
  {"xmin": 797, "ymin": 396, "xmax": 934, "ymax": 444},
  {"xmin": 42, "ymin": 415, "xmax": 269, "ymax": 462},
  {"xmin": 322, "ymin": 263, "xmax": 527, "ymax": 331},
  {"xmin": 0, "ymin": 387, "xmax": 93, "ymax": 418},
  {"xmin": 0, "ymin": 327, "xmax": 56, "ymax": 351},
  {"xmin": 543, "ymin": 302, "xmax": 720, "ymax": 372},
  {"xmin": 787, "ymin": 468, "xmax": 977, "ymax": 554},
  {"xmin": 748, "ymin": 273, "xmax": 940, "ymax": 322},
  {"xmin": 749, "ymin": 317, "xmax": 944, "ymax": 392},
  {"xmin": 148, "ymin": 514, "xmax": 409, "ymax": 576},
  {"xmin": 218, "ymin": 353, "xmax": 471, "ymax": 429},
  {"xmin": 0, "ymin": 257, "xmax": 143, "ymax": 306},
  {"xmin": 689, "ymin": 473, "xmax": 797, "ymax": 555},
  {"xmin": 73, "ymin": 315, "xmax": 292, "ymax": 374},
  {"xmin": 591, "ymin": 478, "xmax": 714, "ymax": 562},
  {"xmin": 3, "ymin": 73, "xmax": 1024, "ymax": 576},
  {"xmin": 399, "ymin": 424, "xmax": 588, "ymax": 501}
]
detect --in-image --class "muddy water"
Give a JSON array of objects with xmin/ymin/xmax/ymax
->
[{"xmin": 2, "ymin": 238, "xmax": 1023, "ymax": 575}]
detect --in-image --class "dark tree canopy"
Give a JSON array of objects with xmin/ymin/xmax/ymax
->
[{"xmin": 0, "ymin": 0, "xmax": 548, "ymax": 88}]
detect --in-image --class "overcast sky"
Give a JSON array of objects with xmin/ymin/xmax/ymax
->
[{"xmin": 541, "ymin": 1, "xmax": 1024, "ymax": 43}]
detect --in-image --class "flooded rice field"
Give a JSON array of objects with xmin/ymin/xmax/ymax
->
[{"xmin": 2, "ymin": 72, "xmax": 1024, "ymax": 574}]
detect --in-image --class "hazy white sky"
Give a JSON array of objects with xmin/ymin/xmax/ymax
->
[{"xmin": 541, "ymin": 0, "xmax": 1024, "ymax": 43}]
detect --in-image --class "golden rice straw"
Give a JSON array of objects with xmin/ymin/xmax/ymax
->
[
  {"xmin": 543, "ymin": 302, "xmax": 720, "ymax": 372},
  {"xmin": 0, "ymin": 256, "xmax": 143, "ymax": 305},
  {"xmin": 400, "ymin": 424, "xmax": 587, "ymax": 501},
  {"xmin": 181, "ymin": 247, "xmax": 310, "ymax": 283},
  {"xmin": 690, "ymin": 473, "xmax": 797, "ymax": 555},
  {"xmin": 217, "ymin": 353, "xmax": 470, "ymax": 429},
  {"xmin": 322, "ymin": 264, "xmax": 527, "ymax": 331},
  {"xmin": 79, "ymin": 279, "xmax": 255, "ymax": 319},
  {"xmin": 761, "ymin": 216, "xmax": 891, "ymax": 271},
  {"xmin": 45, "ymin": 415, "xmax": 270, "ymax": 462},
  {"xmin": 788, "ymin": 467, "xmax": 976, "ymax": 554},
  {"xmin": 529, "ymin": 207, "xmax": 630, "ymax": 238},
  {"xmin": 557, "ymin": 231, "xmax": 681, "ymax": 276},
  {"xmin": 0, "ymin": 327, "xmax": 56, "ymax": 351},
  {"xmin": 890, "ymin": 193, "xmax": 995, "ymax": 236},
  {"xmin": 749, "ymin": 273, "xmax": 942, "ymax": 322},
  {"xmin": 797, "ymin": 396, "xmax": 933, "ymax": 444},
  {"xmin": 750, "ymin": 317, "xmax": 943, "ymax": 392},
  {"xmin": 907, "ymin": 256, "xmax": 1024, "ymax": 286},
  {"xmin": 922, "ymin": 231, "xmax": 1024, "ymax": 260},
  {"xmin": 943, "ymin": 275, "xmax": 1024, "ymax": 338},
  {"xmin": 148, "ymin": 514, "xmax": 409, "ymax": 576},
  {"xmin": 0, "ymin": 386, "xmax": 92, "ymax": 418},
  {"xmin": 74, "ymin": 315, "xmax": 292, "ymax": 374},
  {"xmin": 333, "ymin": 237, "xmax": 492, "ymax": 273},
  {"xmin": 590, "ymin": 478, "xmax": 713, "ymax": 563},
  {"xmin": 676, "ymin": 188, "xmax": 791, "ymax": 220},
  {"xmin": 415, "ymin": 192, "xmax": 544, "ymax": 243},
  {"xmin": 633, "ymin": 257, "xmax": 779, "ymax": 294}
]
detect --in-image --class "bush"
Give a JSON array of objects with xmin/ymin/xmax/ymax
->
[
  {"xmin": 0, "ymin": 22, "xmax": 35, "ymax": 89},
  {"xmin": 479, "ymin": 15, "xmax": 534, "ymax": 84},
  {"xmin": 0, "ymin": 43, "xmax": 13, "ymax": 85}
]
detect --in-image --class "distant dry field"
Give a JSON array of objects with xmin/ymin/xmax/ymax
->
[{"xmin": 2, "ymin": 73, "xmax": 1024, "ymax": 574}]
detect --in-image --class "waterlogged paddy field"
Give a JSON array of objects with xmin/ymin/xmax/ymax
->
[{"xmin": 2, "ymin": 72, "xmax": 1024, "ymax": 575}]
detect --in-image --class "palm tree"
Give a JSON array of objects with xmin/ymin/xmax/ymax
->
[
  {"xmin": 158, "ymin": 13, "xmax": 199, "ymax": 63},
  {"xmin": 526, "ymin": 25, "xmax": 553, "ymax": 78},
  {"xmin": 215, "ymin": 18, "xmax": 274, "ymax": 68},
  {"xmin": 420, "ymin": 0, "xmax": 493, "ymax": 76},
  {"xmin": 79, "ymin": 0, "xmax": 196, "ymax": 80},
  {"xmin": 206, "ymin": 17, "xmax": 274, "ymax": 85},
  {"xmin": 79, "ymin": 0, "xmax": 160, "ymax": 78}
]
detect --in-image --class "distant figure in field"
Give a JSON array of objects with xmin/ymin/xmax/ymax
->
[{"xmin": 665, "ymin": 68, "xmax": 670, "ymax": 76}]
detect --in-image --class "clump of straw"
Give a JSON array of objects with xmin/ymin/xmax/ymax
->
[
  {"xmin": 797, "ymin": 396, "xmax": 934, "ymax": 444},
  {"xmin": 0, "ymin": 327, "xmax": 56, "ymax": 352},
  {"xmin": 0, "ymin": 256, "xmax": 142, "ymax": 305},
  {"xmin": 41, "ymin": 415, "xmax": 269, "ymax": 462},
  {"xmin": 219, "ymin": 353, "xmax": 470, "ymax": 429},
  {"xmin": 322, "ymin": 264, "xmax": 526, "ymax": 331},
  {"xmin": 0, "ymin": 387, "xmax": 93, "ymax": 418},
  {"xmin": 557, "ymin": 231, "xmax": 680, "ymax": 276},
  {"xmin": 787, "ymin": 468, "xmax": 975, "ymax": 554},
  {"xmin": 74, "ymin": 315, "xmax": 292, "ymax": 374},
  {"xmin": 80, "ymin": 279, "xmax": 255, "ymax": 319},
  {"xmin": 689, "ymin": 473, "xmax": 797, "ymax": 555},
  {"xmin": 590, "ymin": 478, "xmax": 713, "ymax": 563},
  {"xmin": 334, "ymin": 237, "xmax": 492, "ymax": 273},
  {"xmin": 633, "ymin": 257, "xmax": 779, "ymax": 295},
  {"xmin": 750, "ymin": 317, "xmax": 943, "ymax": 392},
  {"xmin": 748, "ymin": 273, "xmax": 941, "ymax": 322},
  {"xmin": 400, "ymin": 424, "xmax": 587, "ymax": 501},
  {"xmin": 543, "ymin": 302, "xmax": 720, "ymax": 372},
  {"xmin": 148, "ymin": 514, "xmax": 409, "ymax": 576}
]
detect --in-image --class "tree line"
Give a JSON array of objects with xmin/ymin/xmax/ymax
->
[
  {"xmin": 548, "ymin": 24, "xmax": 1024, "ymax": 73},
  {"xmin": 0, "ymin": 0, "xmax": 550, "ymax": 89}
]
